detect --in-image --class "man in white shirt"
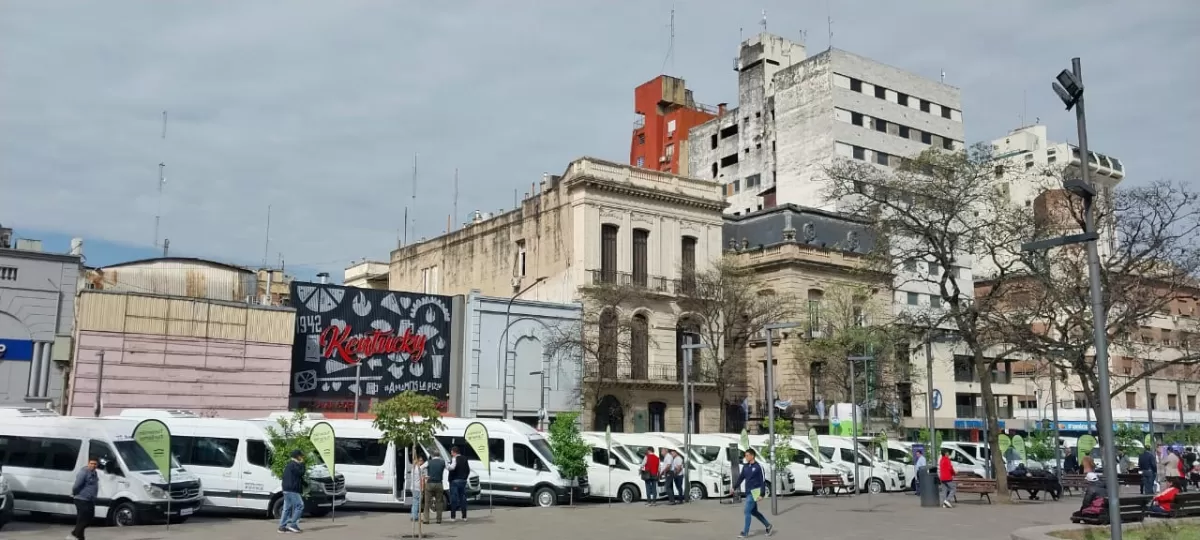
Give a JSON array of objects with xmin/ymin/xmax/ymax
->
[
  {"xmin": 914, "ymin": 450, "xmax": 927, "ymax": 494},
  {"xmin": 668, "ymin": 449, "xmax": 686, "ymax": 504}
]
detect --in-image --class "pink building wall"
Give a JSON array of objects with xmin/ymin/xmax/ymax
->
[{"xmin": 68, "ymin": 330, "xmax": 291, "ymax": 418}]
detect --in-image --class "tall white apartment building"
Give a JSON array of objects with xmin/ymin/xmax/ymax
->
[{"xmin": 688, "ymin": 33, "xmax": 964, "ymax": 216}]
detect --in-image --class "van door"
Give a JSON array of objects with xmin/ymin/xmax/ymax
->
[
  {"xmin": 791, "ymin": 449, "xmax": 821, "ymax": 492},
  {"xmin": 173, "ymin": 435, "xmax": 241, "ymax": 509},
  {"xmin": 587, "ymin": 447, "xmax": 611, "ymax": 498},
  {"xmin": 513, "ymin": 441, "xmax": 555, "ymax": 505},
  {"xmin": 486, "ymin": 438, "xmax": 523, "ymax": 500},
  {"xmin": 87, "ymin": 440, "xmax": 130, "ymax": 518},
  {"xmin": 238, "ymin": 435, "xmax": 275, "ymax": 511}
]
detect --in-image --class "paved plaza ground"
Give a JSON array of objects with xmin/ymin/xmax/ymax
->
[{"xmin": 4, "ymin": 493, "xmax": 1088, "ymax": 540}]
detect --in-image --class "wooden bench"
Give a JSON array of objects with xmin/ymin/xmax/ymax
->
[
  {"xmin": 952, "ymin": 476, "xmax": 997, "ymax": 505},
  {"xmin": 1060, "ymin": 474, "xmax": 1090, "ymax": 495},
  {"xmin": 1147, "ymin": 491, "xmax": 1200, "ymax": 518},
  {"xmin": 1117, "ymin": 472, "xmax": 1144, "ymax": 488},
  {"xmin": 1071, "ymin": 495, "xmax": 1152, "ymax": 525},
  {"xmin": 809, "ymin": 474, "xmax": 851, "ymax": 496},
  {"xmin": 1007, "ymin": 475, "xmax": 1062, "ymax": 501}
]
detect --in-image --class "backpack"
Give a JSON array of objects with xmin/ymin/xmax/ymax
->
[{"xmin": 1081, "ymin": 497, "xmax": 1106, "ymax": 515}]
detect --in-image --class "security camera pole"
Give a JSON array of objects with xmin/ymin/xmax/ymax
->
[
  {"xmin": 1027, "ymin": 57, "xmax": 1121, "ymax": 540},
  {"xmin": 764, "ymin": 322, "xmax": 799, "ymax": 515}
]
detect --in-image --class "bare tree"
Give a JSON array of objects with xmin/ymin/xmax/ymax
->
[
  {"xmin": 825, "ymin": 145, "xmax": 1032, "ymax": 499},
  {"xmin": 989, "ymin": 180, "xmax": 1200, "ymax": 413},
  {"xmin": 543, "ymin": 280, "xmax": 655, "ymax": 429},
  {"xmin": 678, "ymin": 256, "xmax": 797, "ymax": 430}
]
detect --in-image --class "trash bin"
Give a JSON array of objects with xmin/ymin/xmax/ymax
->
[{"xmin": 919, "ymin": 468, "xmax": 940, "ymax": 508}]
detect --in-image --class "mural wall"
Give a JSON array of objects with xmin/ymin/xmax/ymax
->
[{"xmin": 289, "ymin": 282, "xmax": 454, "ymax": 412}]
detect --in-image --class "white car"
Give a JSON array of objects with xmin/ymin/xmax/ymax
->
[{"xmin": 0, "ymin": 465, "xmax": 12, "ymax": 531}]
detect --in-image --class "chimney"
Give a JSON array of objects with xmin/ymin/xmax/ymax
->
[
  {"xmin": 69, "ymin": 238, "xmax": 84, "ymax": 257},
  {"xmin": 718, "ymin": 103, "xmax": 728, "ymax": 115},
  {"xmin": 317, "ymin": 272, "xmax": 329, "ymax": 284}
]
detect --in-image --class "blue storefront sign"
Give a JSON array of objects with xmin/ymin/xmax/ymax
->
[
  {"xmin": 0, "ymin": 339, "xmax": 35, "ymax": 361},
  {"xmin": 954, "ymin": 419, "xmax": 1006, "ymax": 430},
  {"xmin": 1054, "ymin": 421, "xmax": 1150, "ymax": 432}
]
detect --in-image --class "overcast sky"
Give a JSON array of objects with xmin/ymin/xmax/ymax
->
[{"xmin": 2, "ymin": 1, "xmax": 1196, "ymax": 275}]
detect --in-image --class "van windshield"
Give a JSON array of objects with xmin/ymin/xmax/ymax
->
[
  {"xmin": 114, "ymin": 440, "xmax": 179, "ymax": 472},
  {"xmin": 530, "ymin": 438, "xmax": 555, "ymax": 464},
  {"xmin": 612, "ymin": 444, "xmax": 636, "ymax": 465}
]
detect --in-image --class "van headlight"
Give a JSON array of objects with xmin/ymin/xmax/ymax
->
[
  {"xmin": 144, "ymin": 485, "xmax": 169, "ymax": 499},
  {"xmin": 704, "ymin": 469, "xmax": 721, "ymax": 478}
]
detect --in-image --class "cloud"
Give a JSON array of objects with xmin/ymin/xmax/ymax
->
[{"xmin": 1, "ymin": 0, "xmax": 1196, "ymax": 274}]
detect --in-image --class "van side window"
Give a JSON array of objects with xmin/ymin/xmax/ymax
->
[
  {"xmin": 488, "ymin": 439, "xmax": 506, "ymax": 462},
  {"xmin": 591, "ymin": 448, "xmax": 609, "ymax": 465},
  {"xmin": 89, "ymin": 440, "xmax": 123, "ymax": 476},
  {"xmin": 794, "ymin": 451, "xmax": 817, "ymax": 467},
  {"xmin": 336, "ymin": 439, "xmax": 387, "ymax": 466},
  {"xmin": 172, "ymin": 436, "xmax": 239, "ymax": 468},
  {"xmin": 513, "ymin": 443, "xmax": 542, "ymax": 470},
  {"xmin": 0, "ymin": 436, "xmax": 81, "ymax": 471},
  {"xmin": 818, "ymin": 447, "xmax": 834, "ymax": 460},
  {"xmin": 435, "ymin": 436, "xmax": 480, "ymax": 461},
  {"xmin": 246, "ymin": 440, "xmax": 270, "ymax": 468}
]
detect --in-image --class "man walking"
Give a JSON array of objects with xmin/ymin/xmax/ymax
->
[
  {"xmin": 279, "ymin": 449, "xmax": 306, "ymax": 533},
  {"xmin": 913, "ymin": 449, "xmax": 927, "ymax": 494},
  {"xmin": 424, "ymin": 450, "xmax": 447, "ymax": 524},
  {"xmin": 447, "ymin": 446, "xmax": 470, "ymax": 522},
  {"xmin": 667, "ymin": 449, "xmax": 685, "ymax": 504},
  {"xmin": 1139, "ymin": 445, "xmax": 1159, "ymax": 495},
  {"xmin": 734, "ymin": 449, "xmax": 773, "ymax": 538},
  {"xmin": 641, "ymin": 446, "xmax": 660, "ymax": 505},
  {"xmin": 70, "ymin": 457, "xmax": 99, "ymax": 540},
  {"xmin": 938, "ymin": 449, "xmax": 956, "ymax": 508}
]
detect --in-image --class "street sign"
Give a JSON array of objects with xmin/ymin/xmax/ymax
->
[{"xmin": 931, "ymin": 389, "xmax": 943, "ymax": 411}]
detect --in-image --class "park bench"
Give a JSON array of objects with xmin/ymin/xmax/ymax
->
[
  {"xmin": 1060, "ymin": 474, "xmax": 1090, "ymax": 495},
  {"xmin": 1147, "ymin": 491, "xmax": 1200, "ymax": 519},
  {"xmin": 809, "ymin": 474, "xmax": 851, "ymax": 496},
  {"xmin": 1007, "ymin": 475, "xmax": 1062, "ymax": 501},
  {"xmin": 952, "ymin": 476, "xmax": 997, "ymax": 504},
  {"xmin": 1070, "ymin": 494, "xmax": 1151, "ymax": 525},
  {"xmin": 1116, "ymin": 472, "xmax": 1143, "ymax": 488}
]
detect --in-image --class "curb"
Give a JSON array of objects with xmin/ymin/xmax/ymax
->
[{"xmin": 1012, "ymin": 517, "xmax": 1200, "ymax": 540}]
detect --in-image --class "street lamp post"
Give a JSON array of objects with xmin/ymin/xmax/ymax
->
[
  {"xmin": 500, "ymin": 276, "xmax": 548, "ymax": 419},
  {"xmin": 763, "ymin": 322, "xmax": 799, "ymax": 516},
  {"xmin": 680, "ymin": 334, "xmax": 708, "ymax": 503},
  {"xmin": 530, "ymin": 370, "xmax": 548, "ymax": 431},
  {"xmin": 848, "ymin": 354, "xmax": 875, "ymax": 509},
  {"xmin": 1023, "ymin": 57, "xmax": 1121, "ymax": 539}
]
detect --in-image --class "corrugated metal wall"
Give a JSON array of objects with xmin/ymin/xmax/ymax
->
[{"xmin": 76, "ymin": 291, "xmax": 294, "ymax": 344}]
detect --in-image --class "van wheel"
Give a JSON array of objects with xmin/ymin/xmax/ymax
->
[
  {"xmin": 688, "ymin": 482, "xmax": 707, "ymax": 501},
  {"xmin": 533, "ymin": 487, "xmax": 557, "ymax": 507},
  {"xmin": 109, "ymin": 501, "xmax": 139, "ymax": 527},
  {"xmin": 269, "ymin": 496, "xmax": 284, "ymax": 519},
  {"xmin": 618, "ymin": 484, "xmax": 639, "ymax": 504},
  {"xmin": 868, "ymin": 478, "xmax": 885, "ymax": 494},
  {"xmin": 762, "ymin": 482, "xmax": 772, "ymax": 498}
]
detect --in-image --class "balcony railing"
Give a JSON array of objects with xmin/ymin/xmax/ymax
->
[
  {"xmin": 583, "ymin": 359, "xmax": 716, "ymax": 384},
  {"xmin": 956, "ymin": 405, "xmax": 979, "ymax": 419},
  {"xmin": 588, "ymin": 269, "xmax": 684, "ymax": 295}
]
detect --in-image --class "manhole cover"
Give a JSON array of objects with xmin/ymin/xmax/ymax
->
[{"xmin": 650, "ymin": 518, "xmax": 705, "ymax": 524}]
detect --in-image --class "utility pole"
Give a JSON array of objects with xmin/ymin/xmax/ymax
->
[
  {"xmin": 93, "ymin": 350, "xmax": 106, "ymax": 417},
  {"xmin": 681, "ymin": 335, "xmax": 708, "ymax": 503}
]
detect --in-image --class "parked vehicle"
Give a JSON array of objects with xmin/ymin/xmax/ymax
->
[
  {"xmin": 436, "ymin": 418, "xmax": 587, "ymax": 507},
  {"xmin": 0, "ymin": 463, "xmax": 13, "ymax": 530},
  {"xmin": 598, "ymin": 432, "xmax": 731, "ymax": 500},
  {"xmin": 786, "ymin": 437, "xmax": 856, "ymax": 494},
  {"xmin": 815, "ymin": 435, "xmax": 903, "ymax": 493},
  {"xmin": 862, "ymin": 439, "xmax": 916, "ymax": 490},
  {"xmin": 579, "ymin": 433, "xmax": 661, "ymax": 503},
  {"xmin": 114, "ymin": 409, "xmax": 345, "ymax": 519},
  {"xmin": 687, "ymin": 433, "xmax": 797, "ymax": 496},
  {"xmin": 938, "ymin": 442, "xmax": 988, "ymax": 477},
  {"xmin": 254, "ymin": 415, "xmax": 480, "ymax": 509},
  {"xmin": 0, "ymin": 408, "xmax": 204, "ymax": 526}
]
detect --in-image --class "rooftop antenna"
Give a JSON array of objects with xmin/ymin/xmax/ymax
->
[
  {"xmin": 660, "ymin": 5, "xmax": 675, "ymax": 74},
  {"xmin": 827, "ymin": 0, "xmax": 833, "ymax": 50},
  {"xmin": 153, "ymin": 110, "xmax": 167, "ymax": 248},
  {"xmin": 453, "ymin": 168, "xmax": 459, "ymax": 232},
  {"xmin": 262, "ymin": 204, "xmax": 272, "ymax": 268},
  {"xmin": 403, "ymin": 153, "xmax": 417, "ymax": 246},
  {"xmin": 941, "ymin": 70, "xmax": 946, "ymax": 84},
  {"xmin": 761, "ymin": 9, "xmax": 767, "ymax": 32}
]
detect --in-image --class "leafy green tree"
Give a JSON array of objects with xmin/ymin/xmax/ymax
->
[
  {"xmin": 264, "ymin": 410, "xmax": 317, "ymax": 495},
  {"xmin": 547, "ymin": 412, "xmax": 589, "ymax": 505},
  {"xmin": 1113, "ymin": 422, "xmax": 1145, "ymax": 456},
  {"xmin": 372, "ymin": 391, "xmax": 445, "ymax": 468},
  {"xmin": 760, "ymin": 417, "xmax": 797, "ymax": 477},
  {"xmin": 915, "ymin": 428, "xmax": 943, "ymax": 455},
  {"xmin": 1025, "ymin": 430, "xmax": 1056, "ymax": 462}
]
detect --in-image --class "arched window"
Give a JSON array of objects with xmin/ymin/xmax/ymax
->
[
  {"xmin": 599, "ymin": 309, "xmax": 618, "ymax": 378},
  {"xmin": 631, "ymin": 313, "xmax": 650, "ymax": 379},
  {"xmin": 595, "ymin": 395, "xmax": 624, "ymax": 433}
]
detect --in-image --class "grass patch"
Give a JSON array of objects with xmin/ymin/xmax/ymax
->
[{"xmin": 1050, "ymin": 522, "xmax": 1200, "ymax": 540}]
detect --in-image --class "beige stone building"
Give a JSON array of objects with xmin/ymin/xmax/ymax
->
[{"xmin": 389, "ymin": 157, "xmax": 727, "ymax": 432}]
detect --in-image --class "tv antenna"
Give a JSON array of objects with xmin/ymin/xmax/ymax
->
[
  {"xmin": 660, "ymin": 5, "xmax": 675, "ymax": 75},
  {"xmin": 153, "ymin": 110, "xmax": 167, "ymax": 248}
]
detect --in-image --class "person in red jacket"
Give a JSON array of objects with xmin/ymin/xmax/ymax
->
[
  {"xmin": 1150, "ymin": 483, "xmax": 1180, "ymax": 515},
  {"xmin": 938, "ymin": 449, "xmax": 956, "ymax": 508},
  {"xmin": 641, "ymin": 447, "xmax": 660, "ymax": 506}
]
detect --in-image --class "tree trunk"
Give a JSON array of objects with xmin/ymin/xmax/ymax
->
[{"xmin": 975, "ymin": 353, "xmax": 1010, "ymax": 501}]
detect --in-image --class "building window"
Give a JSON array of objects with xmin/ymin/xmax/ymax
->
[
  {"xmin": 689, "ymin": 403, "xmax": 702, "ymax": 434},
  {"xmin": 632, "ymin": 229, "xmax": 649, "ymax": 287},
  {"xmin": 600, "ymin": 224, "xmax": 618, "ymax": 283},
  {"xmin": 897, "ymin": 93, "xmax": 909, "ymax": 106},
  {"xmin": 665, "ymin": 143, "xmax": 675, "ymax": 161},
  {"xmin": 929, "ymin": 295, "xmax": 942, "ymax": 308},
  {"xmin": 516, "ymin": 240, "xmax": 527, "ymax": 277},
  {"xmin": 906, "ymin": 292, "xmax": 919, "ymax": 305},
  {"xmin": 875, "ymin": 151, "xmax": 889, "ymax": 166},
  {"xmin": 1126, "ymin": 392, "xmax": 1137, "ymax": 409},
  {"xmin": 921, "ymin": 132, "xmax": 932, "ymax": 145},
  {"xmin": 920, "ymin": 100, "xmax": 931, "ymax": 113},
  {"xmin": 928, "ymin": 261, "xmax": 940, "ymax": 277},
  {"xmin": 898, "ymin": 125, "xmax": 910, "ymax": 139},
  {"xmin": 850, "ymin": 78, "xmax": 862, "ymax": 92},
  {"xmin": 648, "ymin": 402, "xmax": 666, "ymax": 432},
  {"xmin": 874, "ymin": 119, "xmax": 887, "ymax": 133},
  {"xmin": 904, "ymin": 259, "xmax": 917, "ymax": 272},
  {"xmin": 421, "ymin": 266, "xmax": 439, "ymax": 294},
  {"xmin": 807, "ymin": 289, "xmax": 823, "ymax": 334},
  {"xmin": 745, "ymin": 174, "xmax": 761, "ymax": 189},
  {"xmin": 852, "ymin": 146, "xmax": 865, "ymax": 160},
  {"xmin": 667, "ymin": 119, "xmax": 677, "ymax": 135},
  {"xmin": 711, "ymin": 162, "xmax": 718, "ymax": 178},
  {"xmin": 943, "ymin": 138, "xmax": 954, "ymax": 150},
  {"xmin": 637, "ymin": 133, "xmax": 645, "ymax": 145},
  {"xmin": 0, "ymin": 267, "xmax": 16, "ymax": 281},
  {"xmin": 631, "ymin": 314, "xmax": 649, "ymax": 379},
  {"xmin": 636, "ymin": 156, "xmax": 644, "ymax": 167},
  {"xmin": 681, "ymin": 236, "xmax": 697, "ymax": 293},
  {"xmin": 851, "ymin": 112, "xmax": 864, "ymax": 126},
  {"xmin": 1189, "ymin": 395, "xmax": 1197, "ymax": 412},
  {"xmin": 598, "ymin": 310, "xmax": 618, "ymax": 378},
  {"xmin": 1169, "ymin": 393, "xmax": 1179, "ymax": 411},
  {"xmin": 942, "ymin": 107, "xmax": 953, "ymax": 119},
  {"xmin": 1151, "ymin": 393, "xmax": 1158, "ymax": 409},
  {"xmin": 874, "ymin": 85, "xmax": 886, "ymax": 99}
]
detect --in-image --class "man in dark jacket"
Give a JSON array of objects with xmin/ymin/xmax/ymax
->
[
  {"xmin": 279, "ymin": 449, "xmax": 306, "ymax": 533},
  {"xmin": 424, "ymin": 451, "xmax": 447, "ymax": 524},
  {"xmin": 1078, "ymin": 472, "xmax": 1108, "ymax": 516},
  {"xmin": 734, "ymin": 449, "xmax": 773, "ymax": 538},
  {"xmin": 71, "ymin": 457, "xmax": 99, "ymax": 540},
  {"xmin": 447, "ymin": 446, "xmax": 470, "ymax": 522},
  {"xmin": 1139, "ymin": 447, "xmax": 1158, "ymax": 495}
]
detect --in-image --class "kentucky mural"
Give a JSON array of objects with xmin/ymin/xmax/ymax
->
[{"xmin": 289, "ymin": 282, "xmax": 454, "ymax": 410}]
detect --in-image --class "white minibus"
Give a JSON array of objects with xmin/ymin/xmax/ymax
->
[
  {"xmin": 0, "ymin": 462, "xmax": 12, "ymax": 530},
  {"xmin": 815, "ymin": 435, "xmax": 903, "ymax": 493},
  {"xmin": 436, "ymin": 418, "xmax": 588, "ymax": 507},
  {"xmin": 115, "ymin": 409, "xmax": 346, "ymax": 519},
  {"xmin": 578, "ymin": 433, "xmax": 660, "ymax": 503},
  {"xmin": 600, "ymin": 432, "xmax": 731, "ymax": 500},
  {"xmin": 0, "ymin": 408, "xmax": 204, "ymax": 526},
  {"xmin": 687, "ymin": 433, "xmax": 797, "ymax": 496},
  {"xmin": 785, "ymin": 436, "xmax": 855, "ymax": 494}
]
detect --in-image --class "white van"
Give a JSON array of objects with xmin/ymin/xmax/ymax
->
[
  {"xmin": 115, "ymin": 409, "xmax": 346, "ymax": 519},
  {"xmin": 278, "ymin": 417, "xmax": 481, "ymax": 508},
  {"xmin": 861, "ymin": 439, "xmax": 915, "ymax": 490},
  {"xmin": 602, "ymin": 432, "xmax": 731, "ymax": 500},
  {"xmin": 785, "ymin": 436, "xmax": 855, "ymax": 494},
  {"xmin": 687, "ymin": 434, "xmax": 797, "ymax": 496},
  {"xmin": 815, "ymin": 435, "xmax": 903, "ymax": 494},
  {"xmin": 0, "ymin": 463, "xmax": 12, "ymax": 530},
  {"xmin": 0, "ymin": 408, "xmax": 204, "ymax": 526},
  {"xmin": 579, "ymin": 433, "xmax": 660, "ymax": 503},
  {"xmin": 938, "ymin": 442, "xmax": 988, "ymax": 477},
  {"xmin": 436, "ymin": 418, "xmax": 587, "ymax": 507}
]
